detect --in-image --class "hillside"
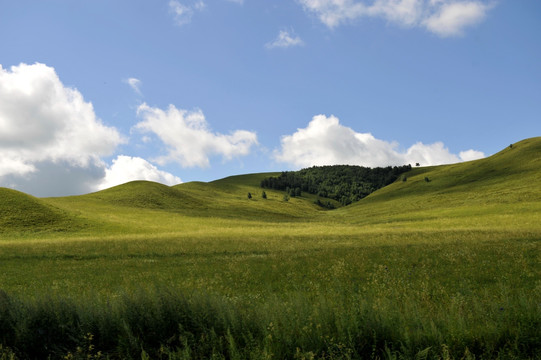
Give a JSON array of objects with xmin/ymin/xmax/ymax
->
[
  {"xmin": 369, "ymin": 137, "xmax": 541, "ymax": 203},
  {"xmin": 1, "ymin": 137, "xmax": 540, "ymax": 237},
  {"xmin": 34, "ymin": 172, "xmax": 327, "ymax": 237},
  {"xmin": 83, "ymin": 180, "xmax": 199, "ymax": 211},
  {"xmin": 338, "ymin": 137, "xmax": 541, "ymax": 229},
  {"xmin": 78, "ymin": 172, "xmax": 324, "ymax": 220},
  {"xmin": 0, "ymin": 188, "xmax": 79, "ymax": 233}
]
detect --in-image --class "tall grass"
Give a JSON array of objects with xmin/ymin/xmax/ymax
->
[{"xmin": 0, "ymin": 285, "xmax": 539, "ymax": 359}]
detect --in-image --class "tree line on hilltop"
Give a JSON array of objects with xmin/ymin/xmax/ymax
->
[{"xmin": 260, "ymin": 164, "xmax": 411, "ymax": 207}]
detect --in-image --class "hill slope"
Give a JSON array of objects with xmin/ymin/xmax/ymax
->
[
  {"xmin": 36, "ymin": 173, "xmax": 325, "ymax": 237},
  {"xmin": 83, "ymin": 180, "xmax": 198, "ymax": 210},
  {"xmin": 0, "ymin": 188, "xmax": 79, "ymax": 233},
  {"xmin": 2, "ymin": 138, "xmax": 540, "ymax": 237},
  {"xmin": 73, "ymin": 173, "xmax": 324, "ymax": 220},
  {"xmin": 338, "ymin": 137, "xmax": 541, "ymax": 228}
]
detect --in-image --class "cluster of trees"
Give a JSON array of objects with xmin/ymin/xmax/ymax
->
[{"xmin": 261, "ymin": 164, "xmax": 411, "ymax": 206}]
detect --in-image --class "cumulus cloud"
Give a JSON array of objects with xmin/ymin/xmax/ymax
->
[
  {"xmin": 274, "ymin": 114, "xmax": 484, "ymax": 168},
  {"xmin": 0, "ymin": 62, "xmax": 126, "ymax": 195},
  {"xmin": 0, "ymin": 63, "xmax": 190, "ymax": 196},
  {"xmin": 458, "ymin": 149, "xmax": 485, "ymax": 162},
  {"xmin": 135, "ymin": 103, "xmax": 258, "ymax": 168},
  {"xmin": 98, "ymin": 156, "xmax": 182, "ymax": 190},
  {"xmin": 0, "ymin": 63, "xmax": 123, "ymax": 173},
  {"xmin": 298, "ymin": 0, "xmax": 493, "ymax": 36},
  {"xmin": 266, "ymin": 30, "xmax": 304, "ymax": 49},
  {"xmin": 169, "ymin": 0, "xmax": 206, "ymax": 26}
]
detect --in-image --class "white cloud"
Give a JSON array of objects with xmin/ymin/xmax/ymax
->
[
  {"xmin": 135, "ymin": 103, "xmax": 258, "ymax": 168},
  {"xmin": 125, "ymin": 77, "xmax": 142, "ymax": 95},
  {"xmin": 266, "ymin": 30, "xmax": 304, "ymax": 49},
  {"xmin": 424, "ymin": 1, "xmax": 490, "ymax": 37},
  {"xmin": 0, "ymin": 63, "xmax": 125, "ymax": 196},
  {"xmin": 298, "ymin": 0, "xmax": 493, "ymax": 36},
  {"xmin": 274, "ymin": 114, "xmax": 484, "ymax": 168},
  {"xmin": 404, "ymin": 141, "xmax": 462, "ymax": 165},
  {"xmin": 98, "ymin": 155, "xmax": 182, "ymax": 190},
  {"xmin": 458, "ymin": 149, "xmax": 484, "ymax": 162},
  {"xmin": 0, "ymin": 63, "xmax": 188, "ymax": 197},
  {"xmin": 169, "ymin": 0, "xmax": 206, "ymax": 26}
]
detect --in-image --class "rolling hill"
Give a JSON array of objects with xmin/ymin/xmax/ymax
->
[
  {"xmin": 335, "ymin": 137, "xmax": 541, "ymax": 229},
  {"xmin": 0, "ymin": 187, "xmax": 79, "ymax": 233},
  {"xmin": 1, "ymin": 137, "xmax": 540, "ymax": 237}
]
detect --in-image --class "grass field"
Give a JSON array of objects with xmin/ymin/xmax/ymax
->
[{"xmin": 0, "ymin": 138, "xmax": 540, "ymax": 359}]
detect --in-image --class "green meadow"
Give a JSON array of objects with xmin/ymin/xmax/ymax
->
[{"xmin": 0, "ymin": 138, "xmax": 540, "ymax": 359}]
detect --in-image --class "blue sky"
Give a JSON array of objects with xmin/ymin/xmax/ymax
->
[{"xmin": 1, "ymin": 0, "xmax": 540, "ymax": 196}]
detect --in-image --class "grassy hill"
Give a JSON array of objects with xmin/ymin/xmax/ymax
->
[
  {"xmin": 334, "ymin": 137, "xmax": 541, "ymax": 231},
  {"xmin": 2, "ymin": 137, "xmax": 541, "ymax": 237},
  {"xmin": 362, "ymin": 136, "xmax": 541, "ymax": 205},
  {"xmin": 0, "ymin": 137, "xmax": 539, "ymax": 239},
  {"xmin": 35, "ymin": 172, "xmax": 328, "ymax": 239},
  {"xmin": 84, "ymin": 180, "xmax": 196, "ymax": 210},
  {"xmin": 0, "ymin": 187, "xmax": 81, "ymax": 234}
]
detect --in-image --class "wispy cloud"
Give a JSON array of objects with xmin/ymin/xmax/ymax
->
[
  {"xmin": 266, "ymin": 30, "xmax": 304, "ymax": 49},
  {"xmin": 169, "ymin": 0, "xmax": 206, "ymax": 26},
  {"xmin": 274, "ymin": 114, "xmax": 484, "ymax": 168},
  {"xmin": 125, "ymin": 77, "xmax": 142, "ymax": 95},
  {"xmin": 298, "ymin": 0, "xmax": 493, "ymax": 37}
]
